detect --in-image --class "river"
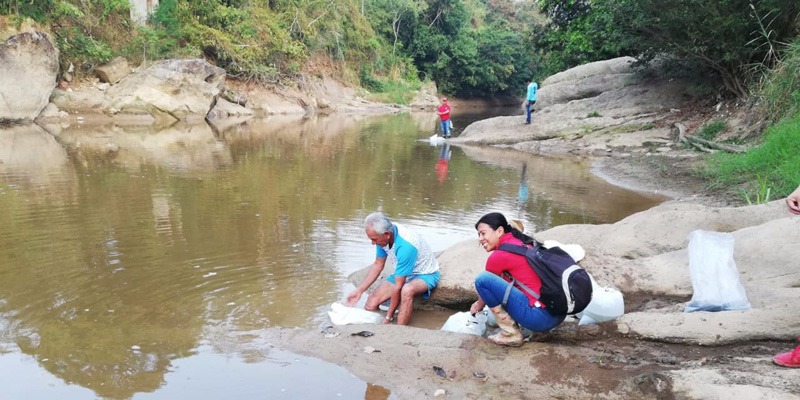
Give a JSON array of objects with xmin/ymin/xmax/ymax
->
[{"xmin": 0, "ymin": 110, "xmax": 665, "ymax": 399}]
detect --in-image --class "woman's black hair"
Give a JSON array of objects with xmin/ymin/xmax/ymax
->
[{"xmin": 475, "ymin": 212, "xmax": 536, "ymax": 245}]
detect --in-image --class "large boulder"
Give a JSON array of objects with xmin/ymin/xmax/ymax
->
[
  {"xmin": 104, "ymin": 59, "xmax": 226, "ymax": 121},
  {"xmin": 455, "ymin": 56, "xmax": 696, "ymax": 149},
  {"xmin": 537, "ymin": 56, "xmax": 637, "ymax": 107},
  {"xmin": 0, "ymin": 31, "xmax": 59, "ymax": 122}
]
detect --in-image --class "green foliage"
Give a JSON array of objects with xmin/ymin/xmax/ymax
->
[
  {"xmin": 586, "ymin": 111, "xmax": 600, "ymax": 118},
  {"xmin": 360, "ymin": 66, "xmax": 386, "ymax": 92},
  {"xmin": 706, "ymin": 113, "xmax": 800, "ymax": 198},
  {"xmin": 396, "ymin": 0, "xmax": 533, "ymax": 97},
  {"xmin": 367, "ymin": 79, "xmax": 422, "ymax": 104},
  {"xmin": 58, "ymin": 27, "xmax": 115, "ymax": 64},
  {"xmin": 591, "ymin": 0, "xmax": 800, "ymax": 98},
  {"xmin": 0, "ymin": 0, "xmax": 54, "ymax": 21},
  {"xmin": 697, "ymin": 120, "xmax": 727, "ymax": 141},
  {"xmin": 759, "ymin": 37, "xmax": 800, "ymax": 123},
  {"xmin": 531, "ymin": 0, "xmax": 628, "ymax": 78}
]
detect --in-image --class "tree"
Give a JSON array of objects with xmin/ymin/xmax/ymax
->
[{"xmin": 593, "ymin": 0, "xmax": 800, "ymax": 97}]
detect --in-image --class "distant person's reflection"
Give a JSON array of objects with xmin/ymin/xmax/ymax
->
[
  {"xmin": 517, "ymin": 163, "xmax": 529, "ymax": 211},
  {"xmin": 435, "ymin": 142, "xmax": 451, "ymax": 184},
  {"xmin": 364, "ymin": 382, "xmax": 391, "ymax": 400}
]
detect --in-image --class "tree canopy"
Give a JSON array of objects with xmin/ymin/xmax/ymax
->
[{"xmin": 2, "ymin": 0, "xmax": 800, "ymax": 99}]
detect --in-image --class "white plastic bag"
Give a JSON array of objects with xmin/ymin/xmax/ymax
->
[
  {"xmin": 328, "ymin": 302, "xmax": 383, "ymax": 325},
  {"xmin": 483, "ymin": 305, "xmax": 498, "ymax": 328},
  {"xmin": 441, "ymin": 311, "xmax": 487, "ymax": 336},
  {"xmin": 576, "ymin": 275, "xmax": 625, "ymax": 325},
  {"xmin": 541, "ymin": 240, "xmax": 586, "ymax": 262},
  {"xmin": 580, "ymin": 287, "xmax": 624, "ymax": 324},
  {"xmin": 429, "ymin": 134, "xmax": 445, "ymax": 145},
  {"xmin": 684, "ymin": 230, "xmax": 751, "ymax": 313}
]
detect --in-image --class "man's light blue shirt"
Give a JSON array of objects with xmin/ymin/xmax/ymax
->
[{"xmin": 526, "ymin": 82, "xmax": 538, "ymax": 102}]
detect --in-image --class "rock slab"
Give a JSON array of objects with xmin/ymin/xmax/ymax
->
[
  {"xmin": 0, "ymin": 31, "xmax": 59, "ymax": 122},
  {"xmin": 104, "ymin": 59, "xmax": 226, "ymax": 121}
]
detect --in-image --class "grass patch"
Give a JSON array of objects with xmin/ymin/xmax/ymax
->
[
  {"xmin": 759, "ymin": 38, "xmax": 800, "ymax": 123},
  {"xmin": 587, "ymin": 111, "xmax": 601, "ymax": 118},
  {"xmin": 697, "ymin": 120, "xmax": 727, "ymax": 140},
  {"xmin": 739, "ymin": 175, "xmax": 773, "ymax": 205},
  {"xmin": 364, "ymin": 79, "xmax": 422, "ymax": 105},
  {"xmin": 705, "ymin": 113, "xmax": 800, "ymax": 198}
]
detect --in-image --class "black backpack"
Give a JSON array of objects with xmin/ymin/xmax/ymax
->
[{"xmin": 498, "ymin": 243, "xmax": 593, "ymax": 315}]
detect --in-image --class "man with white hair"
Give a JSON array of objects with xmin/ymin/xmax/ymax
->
[{"xmin": 345, "ymin": 212, "xmax": 440, "ymax": 325}]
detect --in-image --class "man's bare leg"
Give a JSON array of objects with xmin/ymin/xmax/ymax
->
[
  {"xmin": 364, "ymin": 281, "xmax": 396, "ymax": 310},
  {"xmin": 395, "ymin": 279, "xmax": 428, "ymax": 325}
]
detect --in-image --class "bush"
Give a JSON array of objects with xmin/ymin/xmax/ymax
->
[
  {"xmin": 697, "ymin": 120, "xmax": 727, "ymax": 141},
  {"xmin": 759, "ymin": 38, "xmax": 800, "ymax": 124}
]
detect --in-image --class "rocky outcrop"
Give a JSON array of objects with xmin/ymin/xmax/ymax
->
[
  {"xmin": 537, "ymin": 56, "xmax": 638, "ymax": 107},
  {"xmin": 0, "ymin": 31, "xmax": 59, "ymax": 122},
  {"xmin": 104, "ymin": 59, "xmax": 226, "ymax": 121},
  {"xmin": 455, "ymin": 57, "xmax": 696, "ymax": 152}
]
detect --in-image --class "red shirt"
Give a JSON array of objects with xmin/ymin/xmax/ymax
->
[
  {"xmin": 485, "ymin": 232, "xmax": 543, "ymax": 307},
  {"xmin": 437, "ymin": 104, "xmax": 451, "ymax": 121}
]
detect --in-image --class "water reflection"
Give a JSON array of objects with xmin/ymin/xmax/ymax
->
[
  {"xmin": 0, "ymin": 112, "xmax": 663, "ymax": 399},
  {"xmin": 435, "ymin": 142, "xmax": 451, "ymax": 184}
]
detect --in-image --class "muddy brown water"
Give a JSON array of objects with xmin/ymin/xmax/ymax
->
[{"xmin": 0, "ymin": 110, "xmax": 667, "ymax": 399}]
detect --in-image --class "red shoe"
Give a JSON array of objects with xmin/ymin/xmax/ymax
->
[{"xmin": 773, "ymin": 343, "xmax": 800, "ymax": 368}]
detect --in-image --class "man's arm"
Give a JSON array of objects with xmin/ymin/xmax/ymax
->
[{"xmin": 345, "ymin": 256, "xmax": 387, "ymax": 306}]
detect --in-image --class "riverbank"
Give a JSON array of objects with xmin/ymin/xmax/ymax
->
[
  {"xmin": 267, "ymin": 146, "xmax": 798, "ymax": 400},
  {"xmin": 268, "ymin": 102, "xmax": 798, "ymax": 399}
]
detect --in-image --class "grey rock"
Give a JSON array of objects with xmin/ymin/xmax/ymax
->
[
  {"xmin": 0, "ymin": 31, "xmax": 59, "ymax": 122},
  {"xmin": 104, "ymin": 59, "xmax": 226, "ymax": 121},
  {"xmin": 95, "ymin": 56, "xmax": 130, "ymax": 84}
]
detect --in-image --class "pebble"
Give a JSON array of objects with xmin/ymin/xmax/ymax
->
[{"xmin": 434, "ymin": 389, "xmax": 446, "ymax": 397}]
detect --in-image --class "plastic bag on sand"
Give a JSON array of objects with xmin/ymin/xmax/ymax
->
[
  {"xmin": 328, "ymin": 302, "xmax": 383, "ymax": 325},
  {"xmin": 441, "ymin": 311, "xmax": 487, "ymax": 336},
  {"xmin": 575, "ymin": 275, "xmax": 625, "ymax": 325},
  {"xmin": 684, "ymin": 230, "xmax": 751, "ymax": 313}
]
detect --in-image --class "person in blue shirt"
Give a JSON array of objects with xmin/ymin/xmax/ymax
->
[
  {"xmin": 524, "ymin": 79, "xmax": 538, "ymax": 125},
  {"xmin": 345, "ymin": 212, "xmax": 441, "ymax": 325}
]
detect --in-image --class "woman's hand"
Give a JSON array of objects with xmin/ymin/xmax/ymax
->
[{"xmin": 469, "ymin": 300, "xmax": 485, "ymax": 315}]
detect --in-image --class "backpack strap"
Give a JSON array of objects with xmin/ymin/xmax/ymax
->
[
  {"xmin": 497, "ymin": 243, "xmax": 528, "ymax": 256},
  {"xmin": 497, "ymin": 243, "xmax": 542, "ymax": 307}
]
